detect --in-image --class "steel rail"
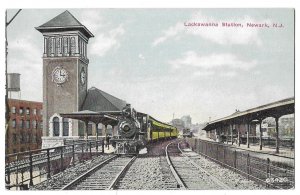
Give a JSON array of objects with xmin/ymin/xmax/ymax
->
[
  {"xmin": 108, "ymin": 156, "xmax": 136, "ymax": 190},
  {"xmin": 177, "ymin": 141, "xmax": 231, "ymax": 190},
  {"xmin": 188, "ymin": 143, "xmax": 284, "ymax": 189},
  {"xmin": 60, "ymin": 155, "xmax": 118, "ymax": 190},
  {"xmin": 165, "ymin": 141, "xmax": 186, "ymax": 189}
]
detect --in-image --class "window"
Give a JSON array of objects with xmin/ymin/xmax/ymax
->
[
  {"xmin": 40, "ymin": 122, "xmax": 43, "ymax": 129},
  {"xmin": 11, "ymin": 107, "xmax": 16, "ymax": 114},
  {"xmin": 33, "ymin": 109, "xmax": 37, "ymax": 115},
  {"xmin": 26, "ymin": 134, "xmax": 30, "ymax": 143},
  {"xmin": 12, "ymin": 119, "xmax": 16, "ymax": 128},
  {"xmin": 13, "ymin": 133, "xmax": 17, "ymax": 144},
  {"xmin": 32, "ymin": 120, "xmax": 37, "ymax": 129},
  {"xmin": 25, "ymin": 120, "xmax": 30, "ymax": 129},
  {"xmin": 63, "ymin": 118, "xmax": 69, "ymax": 136},
  {"xmin": 32, "ymin": 135, "xmax": 36, "ymax": 143},
  {"xmin": 20, "ymin": 132, "xmax": 24, "ymax": 144},
  {"xmin": 26, "ymin": 108, "xmax": 30, "ymax": 115},
  {"xmin": 13, "ymin": 149, "xmax": 17, "ymax": 154},
  {"xmin": 70, "ymin": 37, "xmax": 76, "ymax": 55},
  {"xmin": 19, "ymin": 120, "xmax": 24, "ymax": 129},
  {"xmin": 53, "ymin": 117, "xmax": 60, "ymax": 136},
  {"xmin": 63, "ymin": 37, "xmax": 68, "ymax": 54},
  {"xmin": 19, "ymin": 107, "xmax": 24, "ymax": 114},
  {"xmin": 40, "ymin": 109, "xmax": 43, "ymax": 116}
]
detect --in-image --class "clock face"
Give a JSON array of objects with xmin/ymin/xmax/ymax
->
[
  {"xmin": 80, "ymin": 68, "xmax": 86, "ymax": 85},
  {"xmin": 52, "ymin": 66, "xmax": 68, "ymax": 84}
]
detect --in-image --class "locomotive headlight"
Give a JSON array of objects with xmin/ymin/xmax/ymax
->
[{"xmin": 123, "ymin": 124, "xmax": 131, "ymax": 132}]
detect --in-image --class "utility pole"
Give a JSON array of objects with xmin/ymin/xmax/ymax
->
[{"xmin": 5, "ymin": 9, "xmax": 22, "ymax": 154}]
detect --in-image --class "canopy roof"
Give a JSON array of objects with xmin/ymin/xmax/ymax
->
[
  {"xmin": 60, "ymin": 110, "xmax": 120, "ymax": 126},
  {"xmin": 203, "ymin": 97, "xmax": 294, "ymax": 131}
]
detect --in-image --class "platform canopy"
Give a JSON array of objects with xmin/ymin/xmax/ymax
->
[
  {"xmin": 60, "ymin": 110, "xmax": 121, "ymax": 126},
  {"xmin": 203, "ymin": 97, "xmax": 294, "ymax": 131}
]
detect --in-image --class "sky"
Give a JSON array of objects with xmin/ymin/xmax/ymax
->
[{"xmin": 6, "ymin": 8, "xmax": 294, "ymax": 124}]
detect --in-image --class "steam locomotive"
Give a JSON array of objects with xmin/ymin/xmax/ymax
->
[{"xmin": 111, "ymin": 104, "xmax": 178, "ymax": 154}]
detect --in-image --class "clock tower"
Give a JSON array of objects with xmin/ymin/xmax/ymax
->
[{"xmin": 36, "ymin": 10, "xmax": 94, "ymax": 144}]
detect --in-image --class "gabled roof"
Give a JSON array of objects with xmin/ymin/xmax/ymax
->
[
  {"xmin": 81, "ymin": 87, "xmax": 127, "ymax": 112},
  {"xmin": 36, "ymin": 10, "xmax": 94, "ymax": 38}
]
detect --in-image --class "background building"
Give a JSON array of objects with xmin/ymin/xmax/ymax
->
[
  {"xmin": 6, "ymin": 99, "xmax": 43, "ymax": 154},
  {"xmin": 181, "ymin": 115, "xmax": 192, "ymax": 129}
]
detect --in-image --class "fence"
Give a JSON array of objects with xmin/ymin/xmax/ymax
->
[
  {"xmin": 5, "ymin": 139, "xmax": 104, "ymax": 190},
  {"xmin": 218, "ymin": 135, "xmax": 294, "ymax": 149},
  {"xmin": 186, "ymin": 138, "xmax": 294, "ymax": 189}
]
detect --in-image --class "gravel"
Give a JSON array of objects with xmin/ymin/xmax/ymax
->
[
  {"xmin": 31, "ymin": 155, "xmax": 113, "ymax": 190},
  {"xmin": 116, "ymin": 157, "xmax": 178, "ymax": 190},
  {"xmin": 180, "ymin": 148, "xmax": 266, "ymax": 190}
]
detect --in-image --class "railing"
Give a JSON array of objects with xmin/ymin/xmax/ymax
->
[
  {"xmin": 5, "ymin": 139, "xmax": 104, "ymax": 190},
  {"xmin": 218, "ymin": 135, "xmax": 294, "ymax": 149},
  {"xmin": 185, "ymin": 138, "xmax": 294, "ymax": 189}
]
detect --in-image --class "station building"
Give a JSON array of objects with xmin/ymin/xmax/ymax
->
[
  {"xmin": 36, "ymin": 10, "xmax": 127, "ymax": 148},
  {"xmin": 6, "ymin": 99, "xmax": 43, "ymax": 154}
]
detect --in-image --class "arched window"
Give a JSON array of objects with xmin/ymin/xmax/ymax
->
[
  {"xmin": 63, "ymin": 118, "xmax": 69, "ymax": 136},
  {"xmin": 53, "ymin": 117, "xmax": 60, "ymax": 136}
]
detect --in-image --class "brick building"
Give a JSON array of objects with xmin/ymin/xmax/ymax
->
[{"xmin": 6, "ymin": 99, "xmax": 43, "ymax": 154}]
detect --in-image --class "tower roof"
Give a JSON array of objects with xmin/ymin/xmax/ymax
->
[{"xmin": 36, "ymin": 10, "xmax": 94, "ymax": 38}]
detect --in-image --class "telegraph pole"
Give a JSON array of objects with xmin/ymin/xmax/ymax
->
[
  {"xmin": 5, "ymin": 9, "xmax": 21, "ymax": 189},
  {"xmin": 5, "ymin": 9, "xmax": 22, "ymax": 145}
]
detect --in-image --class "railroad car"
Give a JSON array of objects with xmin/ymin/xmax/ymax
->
[{"xmin": 110, "ymin": 105, "xmax": 178, "ymax": 154}]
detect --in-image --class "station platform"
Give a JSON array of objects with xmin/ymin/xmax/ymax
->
[
  {"xmin": 196, "ymin": 137, "xmax": 295, "ymax": 168},
  {"xmin": 103, "ymin": 144, "xmax": 116, "ymax": 154}
]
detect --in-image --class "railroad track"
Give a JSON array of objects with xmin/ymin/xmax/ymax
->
[
  {"xmin": 166, "ymin": 140, "xmax": 231, "ymax": 190},
  {"xmin": 61, "ymin": 155, "xmax": 136, "ymax": 190}
]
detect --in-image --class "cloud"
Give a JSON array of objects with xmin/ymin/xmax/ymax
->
[
  {"xmin": 152, "ymin": 23, "xmax": 184, "ymax": 46},
  {"xmin": 80, "ymin": 11, "xmax": 125, "ymax": 57},
  {"xmin": 169, "ymin": 51, "xmax": 257, "ymax": 72},
  {"xmin": 80, "ymin": 10, "xmax": 105, "ymax": 33},
  {"xmin": 8, "ymin": 37, "xmax": 42, "ymax": 101},
  {"xmin": 138, "ymin": 54, "xmax": 145, "ymax": 60},
  {"xmin": 192, "ymin": 70, "xmax": 215, "ymax": 77},
  {"xmin": 9, "ymin": 37, "xmax": 41, "ymax": 63},
  {"xmin": 153, "ymin": 12, "xmax": 270, "ymax": 46},
  {"xmin": 89, "ymin": 25, "xmax": 125, "ymax": 57}
]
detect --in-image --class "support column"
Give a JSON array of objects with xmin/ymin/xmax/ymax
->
[
  {"xmin": 237, "ymin": 124, "xmax": 240, "ymax": 146},
  {"xmin": 259, "ymin": 120, "xmax": 262, "ymax": 150},
  {"xmin": 84, "ymin": 120, "xmax": 89, "ymax": 140},
  {"xmin": 226, "ymin": 126, "xmax": 229, "ymax": 144},
  {"xmin": 103, "ymin": 125, "xmax": 107, "ymax": 137},
  {"xmin": 230, "ymin": 124, "xmax": 233, "ymax": 145},
  {"xmin": 59, "ymin": 118, "xmax": 63, "ymax": 137},
  {"xmin": 111, "ymin": 125, "xmax": 114, "ymax": 137},
  {"xmin": 246, "ymin": 123, "xmax": 250, "ymax": 148},
  {"xmin": 275, "ymin": 117, "xmax": 279, "ymax": 153},
  {"xmin": 96, "ymin": 123, "xmax": 99, "ymax": 140}
]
